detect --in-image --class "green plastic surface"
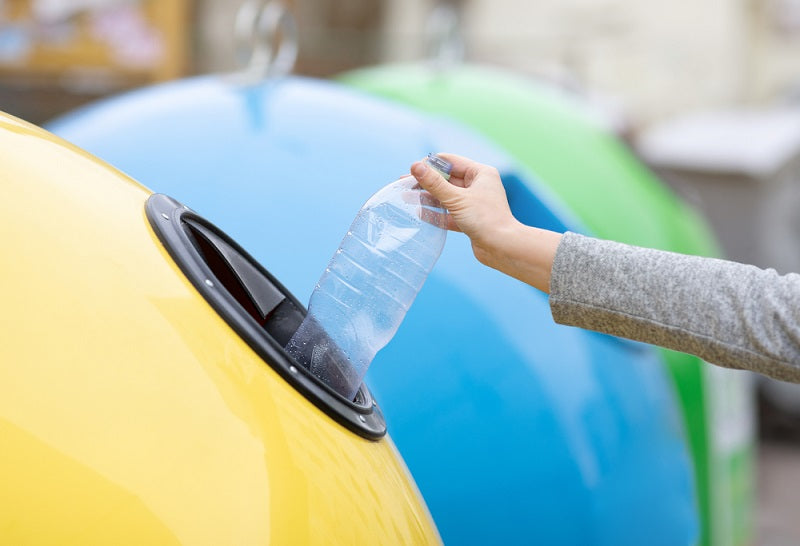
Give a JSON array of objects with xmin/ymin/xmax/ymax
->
[{"xmin": 341, "ymin": 63, "xmax": 755, "ymax": 546}]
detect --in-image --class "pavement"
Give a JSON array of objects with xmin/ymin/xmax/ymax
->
[{"xmin": 756, "ymin": 440, "xmax": 800, "ymax": 545}]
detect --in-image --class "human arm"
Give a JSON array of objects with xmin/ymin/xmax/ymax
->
[
  {"xmin": 410, "ymin": 153, "xmax": 562, "ymax": 293},
  {"xmin": 411, "ymin": 154, "xmax": 800, "ymax": 381},
  {"xmin": 551, "ymin": 232, "xmax": 800, "ymax": 382}
]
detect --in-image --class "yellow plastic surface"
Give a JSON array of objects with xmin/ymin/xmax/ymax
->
[{"xmin": 0, "ymin": 112, "xmax": 440, "ymax": 545}]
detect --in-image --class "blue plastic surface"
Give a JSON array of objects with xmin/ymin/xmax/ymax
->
[{"xmin": 49, "ymin": 75, "xmax": 698, "ymax": 545}]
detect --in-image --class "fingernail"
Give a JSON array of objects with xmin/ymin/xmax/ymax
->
[{"xmin": 411, "ymin": 162, "xmax": 428, "ymax": 177}]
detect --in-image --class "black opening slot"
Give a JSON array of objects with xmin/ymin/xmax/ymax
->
[
  {"xmin": 182, "ymin": 219, "xmax": 305, "ymax": 347},
  {"xmin": 184, "ymin": 221, "xmax": 272, "ymax": 325},
  {"xmin": 261, "ymin": 299, "xmax": 305, "ymax": 348},
  {"xmin": 145, "ymin": 194, "xmax": 385, "ymax": 440}
]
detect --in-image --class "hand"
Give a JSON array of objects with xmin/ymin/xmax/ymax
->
[
  {"xmin": 410, "ymin": 154, "xmax": 519, "ymax": 268},
  {"xmin": 411, "ymin": 153, "xmax": 562, "ymax": 293}
]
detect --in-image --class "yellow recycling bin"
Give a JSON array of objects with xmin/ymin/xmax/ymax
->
[{"xmin": 0, "ymin": 111, "xmax": 440, "ymax": 545}]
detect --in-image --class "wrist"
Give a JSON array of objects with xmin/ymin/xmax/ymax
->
[
  {"xmin": 471, "ymin": 219, "xmax": 522, "ymax": 269},
  {"xmin": 477, "ymin": 223, "xmax": 561, "ymax": 293}
]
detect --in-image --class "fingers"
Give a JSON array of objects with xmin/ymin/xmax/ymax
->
[
  {"xmin": 418, "ymin": 204, "xmax": 460, "ymax": 232},
  {"xmin": 410, "ymin": 160, "xmax": 460, "ymax": 203},
  {"xmin": 430, "ymin": 153, "xmax": 494, "ymax": 185},
  {"xmin": 418, "ymin": 191, "xmax": 462, "ymax": 232}
]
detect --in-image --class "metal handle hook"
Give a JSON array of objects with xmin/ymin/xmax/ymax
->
[
  {"xmin": 234, "ymin": 0, "xmax": 298, "ymax": 83},
  {"xmin": 425, "ymin": 3, "xmax": 464, "ymax": 70}
]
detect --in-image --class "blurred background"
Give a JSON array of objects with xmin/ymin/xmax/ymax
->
[
  {"xmin": 3, "ymin": 0, "xmax": 800, "ymax": 124},
  {"xmin": 2, "ymin": 0, "xmax": 799, "ymax": 543}
]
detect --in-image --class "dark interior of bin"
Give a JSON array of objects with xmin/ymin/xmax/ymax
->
[
  {"xmin": 145, "ymin": 194, "xmax": 383, "ymax": 438},
  {"xmin": 183, "ymin": 218, "xmax": 305, "ymax": 347}
]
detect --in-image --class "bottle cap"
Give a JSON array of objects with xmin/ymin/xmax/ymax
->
[{"xmin": 426, "ymin": 153, "xmax": 452, "ymax": 181}]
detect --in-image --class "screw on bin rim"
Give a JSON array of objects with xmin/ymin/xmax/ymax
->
[
  {"xmin": 233, "ymin": 0, "xmax": 298, "ymax": 84},
  {"xmin": 424, "ymin": 3, "xmax": 465, "ymax": 71}
]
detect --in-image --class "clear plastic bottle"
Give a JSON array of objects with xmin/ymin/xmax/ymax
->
[{"xmin": 285, "ymin": 154, "xmax": 452, "ymax": 400}]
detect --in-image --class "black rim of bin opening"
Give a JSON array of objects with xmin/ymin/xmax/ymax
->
[{"xmin": 145, "ymin": 193, "xmax": 386, "ymax": 440}]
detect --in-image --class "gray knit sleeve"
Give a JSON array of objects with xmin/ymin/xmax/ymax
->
[{"xmin": 549, "ymin": 232, "xmax": 800, "ymax": 382}]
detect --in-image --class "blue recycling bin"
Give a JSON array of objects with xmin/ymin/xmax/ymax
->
[{"xmin": 49, "ymin": 75, "xmax": 697, "ymax": 545}]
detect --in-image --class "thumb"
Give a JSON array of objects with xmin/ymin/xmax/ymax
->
[{"xmin": 410, "ymin": 160, "xmax": 459, "ymax": 203}]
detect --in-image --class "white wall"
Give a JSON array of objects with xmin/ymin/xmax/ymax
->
[{"xmin": 380, "ymin": 0, "xmax": 800, "ymax": 126}]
